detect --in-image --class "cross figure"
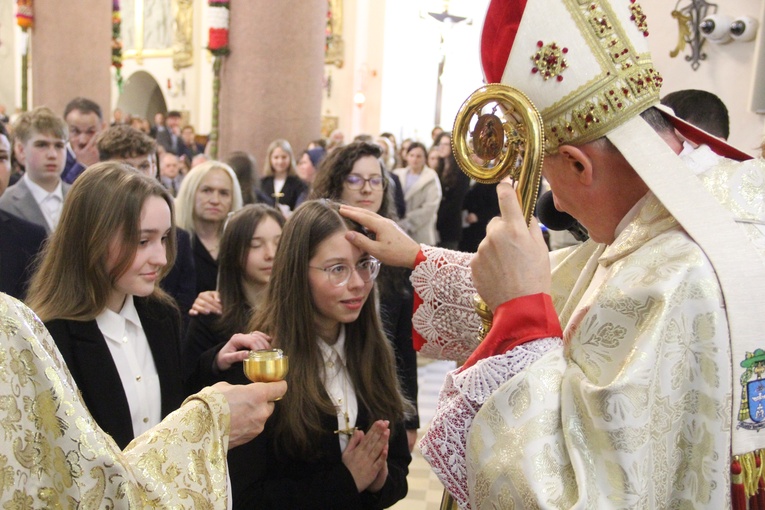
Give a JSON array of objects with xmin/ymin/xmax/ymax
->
[
  {"xmin": 334, "ymin": 410, "xmax": 357, "ymax": 437},
  {"xmin": 427, "ymin": 1, "xmax": 470, "ymax": 127}
]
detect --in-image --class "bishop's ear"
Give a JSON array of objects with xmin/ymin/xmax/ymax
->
[{"xmin": 558, "ymin": 145, "xmax": 593, "ymax": 186}]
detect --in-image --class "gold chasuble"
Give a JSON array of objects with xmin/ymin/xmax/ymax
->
[{"xmin": 0, "ymin": 293, "xmax": 230, "ymax": 508}]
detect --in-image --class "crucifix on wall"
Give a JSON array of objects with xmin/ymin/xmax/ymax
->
[{"xmin": 427, "ymin": 1, "xmax": 469, "ymax": 127}]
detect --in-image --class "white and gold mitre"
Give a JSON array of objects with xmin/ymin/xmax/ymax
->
[{"xmin": 481, "ymin": 0, "xmax": 661, "ymax": 152}]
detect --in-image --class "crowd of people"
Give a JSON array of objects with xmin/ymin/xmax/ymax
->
[
  {"xmin": 0, "ymin": 97, "xmax": 476, "ymax": 509},
  {"xmin": 2, "ymin": 0, "xmax": 765, "ymax": 507}
]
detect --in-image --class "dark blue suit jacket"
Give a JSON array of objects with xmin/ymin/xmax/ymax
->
[{"xmin": 0, "ymin": 210, "xmax": 47, "ymax": 299}]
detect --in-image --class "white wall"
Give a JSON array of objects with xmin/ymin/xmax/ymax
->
[
  {"xmin": 114, "ymin": 0, "xmax": 212, "ymax": 132},
  {"xmin": 642, "ymin": 0, "xmax": 765, "ymax": 155},
  {"xmin": 371, "ymin": 0, "xmax": 765, "ymax": 154},
  {"xmin": 379, "ymin": 0, "xmax": 489, "ymax": 144}
]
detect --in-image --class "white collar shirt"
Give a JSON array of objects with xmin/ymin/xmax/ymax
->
[
  {"xmin": 24, "ymin": 174, "xmax": 64, "ymax": 230},
  {"xmin": 95, "ymin": 296, "xmax": 162, "ymax": 438},
  {"xmin": 318, "ymin": 326, "xmax": 358, "ymax": 451}
]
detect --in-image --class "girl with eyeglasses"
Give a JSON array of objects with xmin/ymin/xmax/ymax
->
[
  {"xmin": 311, "ymin": 142, "xmax": 420, "ymax": 452},
  {"xmin": 204, "ymin": 200, "xmax": 411, "ymax": 509}
]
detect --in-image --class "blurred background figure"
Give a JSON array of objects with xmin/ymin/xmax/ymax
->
[
  {"xmin": 260, "ymin": 139, "xmax": 306, "ymax": 216},
  {"xmin": 394, "ymin": 142, "xmax": 441, "ymax": 245},
  {"xmin": 160, "ymin": 152, "xmax": 184, "ymax": 196},
  {"xmin": 175, "ymin": 161, "xmax": 243, "ymax": 295}
]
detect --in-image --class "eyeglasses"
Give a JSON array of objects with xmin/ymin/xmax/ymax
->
[
  {"xmin": 344, "ymin": 174, "xmax": 386, "ymax": 191},
  {"xmin": 309, "ymin": 258, "xmax": 381, "ymax": 287}
]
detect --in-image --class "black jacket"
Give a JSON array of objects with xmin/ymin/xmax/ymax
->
[
  {"xmin": 0, "ymin": 210, "xmax": 46, "ymax": 299},
  {"xmin": 45, "ymin": 296, "xmax": 185, "ymax": 449},
  {"xmin": 260, "ymin": 175, "xmax": 308, "ymax": 212}
]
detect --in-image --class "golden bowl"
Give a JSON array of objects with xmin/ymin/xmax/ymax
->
[{"xmin": 243, "ymin": 349, "xmax": 289, "ymax": 383}]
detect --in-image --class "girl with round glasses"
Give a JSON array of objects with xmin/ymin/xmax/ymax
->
[
  {"xmin": 312, "ymin": 142, "xmax": 421, "ymax": 452},
  {"xmin": 208, "ymin": 200, "xmax": 411, "ymax": 509}
]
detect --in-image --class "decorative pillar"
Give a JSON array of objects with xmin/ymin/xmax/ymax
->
[
  {"xmin": 31, "ymin": 0, "xmax": 112, "ymax": 118},
  {"xmin": 218, "ymin": 0, "xmax": 325, "ymax": 166}
]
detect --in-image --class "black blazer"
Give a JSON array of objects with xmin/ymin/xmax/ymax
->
[
  {"xmin": 161, "ymin": 227, "xmax": 197, "ymax": 321},
  {"xmin": 192, "ymin": 233, "xmax": 218, "ymax": 295},
  {"xmin": 45, "ymin": 296, "xmax": 185, "ymax": 449},
  {"xmin": 229, "ymin": 383, "xmax": 411, "ymax": 510},
  {"xmin": 187, "ymin": 342, "xmax": 410, "ymax": 509},
  {"xmin": 0, "ymin": 210, "xmax": 46, "ymax": 300},
  {"xmin": 260, "ymin": 175, "xmax": 307, "ymax": 212}
]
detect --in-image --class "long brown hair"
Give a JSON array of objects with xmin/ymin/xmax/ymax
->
[
  {"xmin": 217, "ymin": 204, "xmax": 285, "ymax": 334},
  {"xmin": 27, "ymin": 162, "xmax": 177, "ymax": 322},
  {"xmin": 249, "ymin": 200, "xmax": 407, "ymax": 458}
]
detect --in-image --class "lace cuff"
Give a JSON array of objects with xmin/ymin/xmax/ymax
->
[
  {"xmin": 411, "ymin": 245, "xmax": 481, "ymax": 361},
  {"xmin": 419, "ymin": 337, "xmax": 562, "ymax": 509}
]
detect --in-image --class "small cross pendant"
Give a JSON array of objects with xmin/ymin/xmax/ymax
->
[{"xmin": 334, "ymin": 411, "xmax": 356, "ymax": 437}]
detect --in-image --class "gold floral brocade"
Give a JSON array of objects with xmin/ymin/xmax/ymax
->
[
  {"xmin": 413, "ymin": 152, "xmax": 765, "ymax": 508},
  {"xmin": 0, "ymin": 294, "xmax": 231, "ymax": 509},
  {"xmin": 466, "ymin": 190, "xmax": 735, "ymax": 508}
]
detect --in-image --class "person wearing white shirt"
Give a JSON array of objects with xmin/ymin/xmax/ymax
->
[
  {"xmin": 205, "ymin": 200, "xmax": 412, "ymax": 509},
  {"xmin": 0, "ymin": 107, "xmax": 70, "ymax": 234},
  {"xmin": 26, "ymin": 162, "xmax": 188, "ymax": 449}
]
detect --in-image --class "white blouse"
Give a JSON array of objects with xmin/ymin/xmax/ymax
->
[
  {"xmin": 317, "ymin": 326, "xmax": 358, "ymax": 451},
  {"xmin": 96, "ymin": 296, "xmax": 162, "ymax": 438}
]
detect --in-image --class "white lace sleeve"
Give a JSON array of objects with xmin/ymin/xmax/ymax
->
[
  {"xmin": 411, "ymin": 246, "xmax": 482, "ymax": 361},
  {"xmin": 419, "ymin": 337, "xmax": 562, "ymax": 510}
]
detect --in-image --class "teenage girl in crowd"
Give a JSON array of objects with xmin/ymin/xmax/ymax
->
[
  {"xmin": 260, "ymin": 139, "xmax": 307, "ymax": 215},
  {"xmin": 175, "ymin": 160, "xmax": 243, "ymax": 295},
  {"xmin": 184, "ymin": 204, "xmax": 284, "ymax": 380},
  {"xmin": 26, "ymin": 163, "xmax": 185, "ymax": 449},
  {"xmin": 199, "ymin": 200, "xmax": 411, "ymax": 509},
  {"xmin": 311, "ymin": 141, "xmax": 420, "ymax": 451}
]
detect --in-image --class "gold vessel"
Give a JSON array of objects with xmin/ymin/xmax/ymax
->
[{"xmin": 243, "ymin": 349, "xmax": 289, "ymax": 383}]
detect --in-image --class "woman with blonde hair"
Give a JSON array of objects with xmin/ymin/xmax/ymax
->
[
  {"xmin": 27, "ymin": 162, "xmax": 185, "ymax": 449},
  {"xmin": 260, "ymin": 139, "xmax": 307, "ymax": 215},
  {"xmin": 175, "ymin": 160, "xmax": 243, "ymax": 294}
]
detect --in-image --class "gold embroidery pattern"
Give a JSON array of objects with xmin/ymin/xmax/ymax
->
[
  {"xmin": 628, "ymin": 1, "xmax": 649, "ymax": 36},
  {"xmin": 0, "ymin": 294, "xmax": 231, "ymax": 509},
  {"xmin": 531, "ymin": 41, "xmax": 569, "ymax": 81},
  {"xmin": 466, "ymin": 189, "xmax": 732, "ymax": 506},
  {"xmin": 543, "ymin": 0, "xmax": 662, "ymax": 152}
]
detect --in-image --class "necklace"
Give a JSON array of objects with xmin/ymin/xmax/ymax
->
[
  {"xmin": 326, "ymin": 346, "xmax": 356, "ymax": 438},
  {"xmin": 333, "ymin": 382, "xmax": 356, "ymax": 438}
]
